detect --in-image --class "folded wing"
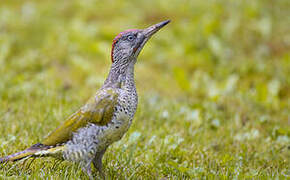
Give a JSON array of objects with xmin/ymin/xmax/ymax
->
[{"xmin": 42, "ymin": 88, "xmax": 119, "ymax": 146}]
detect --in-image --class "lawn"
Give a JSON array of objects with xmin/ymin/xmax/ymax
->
[{"xmin": 0, "ymin": 0, "xmax": 289, "ymax": 179}]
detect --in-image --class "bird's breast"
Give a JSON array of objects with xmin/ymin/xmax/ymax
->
[{"xmin": 103, "ymin": 90, "xmax": 137, "ymax": 143}]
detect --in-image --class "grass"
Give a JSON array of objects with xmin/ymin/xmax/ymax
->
[{"xmin": 0, "ymin": 0, "xmax": 289, "ymax": 179}]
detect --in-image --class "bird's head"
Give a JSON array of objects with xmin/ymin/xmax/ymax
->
[{"xmin": 111, "ymin": 20, "xmax": 170, "ymax": 64}]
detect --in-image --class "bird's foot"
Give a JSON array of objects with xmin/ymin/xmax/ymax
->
[{"xmin": 93, "ymin": 160, "xmax": 105, "ymax": 179}]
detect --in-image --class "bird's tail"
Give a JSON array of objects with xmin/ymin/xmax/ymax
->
[{"xmin": 0, "ymin": 143, "xmax": 65, "ymax": 163}]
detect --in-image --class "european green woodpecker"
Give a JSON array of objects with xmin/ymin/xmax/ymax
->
[{"xmin": 0, "ymin": 20, "xmax": 170, "ymax": 178}]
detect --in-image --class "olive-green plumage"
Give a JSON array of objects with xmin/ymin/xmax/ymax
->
[
  {"xmin": 0, "ymin": 20, "xmax": 170, "ymax": 179},
  {"xmin": 42, "ymin": 88, "xmax": 119, "ymax": 146}
]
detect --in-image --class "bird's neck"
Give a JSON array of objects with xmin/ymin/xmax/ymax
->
[{"xmin": 103, "ymin": 57, "xmax": 136, "ymax": 91}]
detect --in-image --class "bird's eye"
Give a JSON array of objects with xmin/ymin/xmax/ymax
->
[{"xmin": 127, "ymin": 35, "xmax": 134, "ymax": 41}]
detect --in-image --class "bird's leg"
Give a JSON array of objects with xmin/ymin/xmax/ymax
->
[
  {"xmin": 93, "ymin": 149, "xmax": 106, "ymax": 179},
  {"xmin": 82, "ymin": 161, "xmax": 94, "ymax": 180}
]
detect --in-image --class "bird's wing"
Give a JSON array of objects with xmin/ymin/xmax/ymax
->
[{"xmin": 41, "ymin": 88, "xmax": 119, "ymax": 146}]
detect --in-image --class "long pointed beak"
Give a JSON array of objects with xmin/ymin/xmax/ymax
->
[
  {"xmin": 143, "ymin": 20, "xmax": 171, "ymax": 38},
  {"xmin": 134, "ymin": 20, "xmax": 170, "ymax": 57}
]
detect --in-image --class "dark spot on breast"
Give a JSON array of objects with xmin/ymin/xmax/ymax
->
[{"xmin": 116, "ymin": 126, "xmax": 119, "ymax": 129}]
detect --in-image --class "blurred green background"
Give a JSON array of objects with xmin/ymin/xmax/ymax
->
[{"xmin": 0, "ymin": 0, "xmax": 289, "ymax": 179}]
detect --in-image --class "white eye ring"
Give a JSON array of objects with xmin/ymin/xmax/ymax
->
[{"xmin": 127, "ymin": 35, "xmax": 134, "ymax": 41}]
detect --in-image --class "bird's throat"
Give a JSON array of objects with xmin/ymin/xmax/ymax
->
[{"xmin": 103, "ymin": 59, "xmax": 136, "ymax": 90}]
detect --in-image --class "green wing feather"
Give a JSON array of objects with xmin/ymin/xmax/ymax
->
[{"xmin": 42, "ymin": 88, "xmax": 119, "ymax": 146}]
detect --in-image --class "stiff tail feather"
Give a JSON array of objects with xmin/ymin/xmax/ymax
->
[{"xmin": 0, "ymin": 143, "xmax": 65, "ymax": 163}]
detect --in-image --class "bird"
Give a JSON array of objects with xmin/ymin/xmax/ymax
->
[{"xmin": 0, "ymin": 20, "xmax": 170, "ymax": 179}]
